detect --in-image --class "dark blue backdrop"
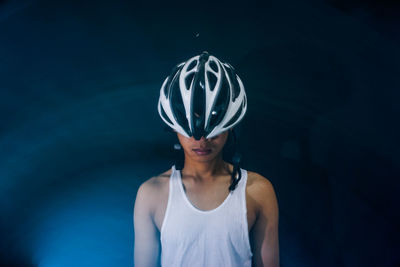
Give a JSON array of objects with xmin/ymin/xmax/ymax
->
[{"xmin": 1, "ymin": 0, "xmax": 399, "ymax": 266}]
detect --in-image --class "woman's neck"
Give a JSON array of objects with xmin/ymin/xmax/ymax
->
[{"xmin": 181, "ymin": 156, "xmax": 229, "ymax": 181}]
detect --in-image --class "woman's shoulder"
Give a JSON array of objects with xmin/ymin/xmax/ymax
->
[
  {"xmin": 140, "ymin": 168, "xmax": 172, "ymax": 192},
  {"xmin": 245, "ymin": 170, "xmax": 276, "ymax": 198},
  {"xmin": 136, "ymin": 168, "xmax": 172, "ymax": 210},
  {"xmin": 245, "ymin": 170, "xmax": 278, "ymax": 218}
]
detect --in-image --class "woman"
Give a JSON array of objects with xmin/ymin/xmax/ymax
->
[{"xmin": 134, "ymin": 52, "xmax": 279, "ymax": 266}]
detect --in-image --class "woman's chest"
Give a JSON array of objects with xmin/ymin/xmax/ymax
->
[{"xmin": 153, "ymin": 188, "xmax": 258, "ymax": 232}]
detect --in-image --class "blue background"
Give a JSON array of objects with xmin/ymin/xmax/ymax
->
[{"xmin": 1, "ymin": 0, "xmax": 399, "ymax": 266}]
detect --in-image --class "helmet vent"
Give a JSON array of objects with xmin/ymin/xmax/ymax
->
[
  {"xmin": 171, "ymin": 81, "xmax": 191, "ymax": 135},
  {"xmin": 187, "ymin": 60, "xmax": 197, "ymax": 72},
  {"xmin": 209, "ymin": 60, "xmax": 218, "ymax": 72},
  {"xmin": 223, "ymin": 102, "xmax": 243, "ymax": 129},
  {"xmin": 231, "ymin": 76, "xmax": 240, "ymax": 102},
  {"xmin": 224, "ymin": 65, "xmax": 240, "ymax": 102},
  {"xmin": 207, "ymin": 73, "xmax": 218, "ymax": 91},
  {"xmin": 164, "ymin": 67, "xmax": 181, "ymax": 97},
  {"xmin": 185, "ymin": 72, "xmax": 195, "ymax": 90},
  {"xmin": 205, "ymin": 79, "xmax": 230, "ymax": 132},
  {"xmin": 160, "ymin": 105, "xmax": 173, "ymax": 125}
]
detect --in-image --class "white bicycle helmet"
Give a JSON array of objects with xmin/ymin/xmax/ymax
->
[{"xmin": 158, "ymin": 51, "xmax": 247, "ymax": 140}]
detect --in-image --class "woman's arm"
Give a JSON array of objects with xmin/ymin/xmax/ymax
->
[
  {"xmin": 133, "ymin": 182, "xmax": 160, "ymax": 267},
  {"xmin": 250, "ymin": 176, "xmax": 280, "ymax": 267}
]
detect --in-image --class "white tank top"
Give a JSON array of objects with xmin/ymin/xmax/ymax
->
[{"xmin": 160, "ymin": 165, "xmax": 253, "ymax": 267}]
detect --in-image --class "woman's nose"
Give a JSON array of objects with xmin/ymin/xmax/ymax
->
[{"xmin": 199, "ymin": 136, "xmax": 209, "ymax": 142}]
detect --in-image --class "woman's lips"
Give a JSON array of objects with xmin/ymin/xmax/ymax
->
[{"xmin": 193, "ymin": 148, "xmax": 212, "ymax": 156}]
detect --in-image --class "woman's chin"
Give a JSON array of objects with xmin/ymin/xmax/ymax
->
[{"xmin": 188, "ymin": 152, "xmax": 220, "ymax": 162}]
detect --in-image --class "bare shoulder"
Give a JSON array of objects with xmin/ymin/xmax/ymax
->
[
  {"xmin": 247, "ymin": 171, "xmax": 275, "ymax": 195},
  {"xmin": 139, "ymin": 169, "xmax": 172, "ymax": 195},
  {"xmin": 246, "ymin": 171, "xmax": 278, "ymax": 210},
  {"xmin": 140, "ymin": 168, "xmax": 172, "ymax": 191},
  {"xmin": 136, "ymin": 168, "xmax": 172, "ymax": 212}
]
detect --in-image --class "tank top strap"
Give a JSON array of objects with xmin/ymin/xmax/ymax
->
[
  {"xmin": 170, "ymin": 165, "xmax": 179, "ymax": 185},
  {"xmin": 232, "ymin": 168, "xmax": 248, "ymax": 195},
  {"xmin": 169, "ymin": 165, "xmax": 184, "ymax": 201},
  {"xmin": 160, "ymin": 165, "xmax": 181, "ymax": 235}
]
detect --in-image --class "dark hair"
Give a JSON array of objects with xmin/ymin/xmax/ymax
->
[
  {"xmin": 173, "ymin": 129, "xmax": 242, "ymax": 191},
  {"xmin": 226, "ymin": 130, "xmax": 242, "ymax": 191}
]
